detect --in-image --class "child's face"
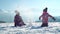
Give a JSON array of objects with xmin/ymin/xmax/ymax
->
[
  {"xmin": 43, "ymin": 11, "xmax": 47, "ymax": 13},
  {"xmin": 15, "ymin": 10, "xmax": 20, "ymax": 15}
]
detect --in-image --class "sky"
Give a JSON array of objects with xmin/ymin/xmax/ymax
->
[{"xmin": 0, "ymin": 0, "xmax": 60, "ymax": 22}]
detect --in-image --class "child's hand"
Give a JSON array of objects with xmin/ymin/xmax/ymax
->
[
  {"xmin": 52, "ymin": 17, "xmax": 56, "ymax": 21},
  {"xmin": 54, "ymin": 18, "xmax": 56, "ymax": 21},
  {"xmin": 39, "ymin": 18, "xmax": 40, "ymax": 20}
]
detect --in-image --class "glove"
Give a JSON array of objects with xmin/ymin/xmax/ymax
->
[
  {"xmin": 39, "ymin": 18, "xmax": 40, "ymax": 20},
  {"xmin": 54, "ymin": 18, "xmax": 56, "ymax": 21},
  {"xmin": 52, "ymin": 17, "xmax": 56, "ymax": 21}
]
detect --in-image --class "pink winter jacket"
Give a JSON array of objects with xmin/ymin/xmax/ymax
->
[{"xmin": 39, "ymin": 12, "xmax": 54, "ymax": 23}]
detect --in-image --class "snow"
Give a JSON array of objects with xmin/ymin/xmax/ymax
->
[{"xmin": 0, "ymin": 22, "xmax": 60, "ymax": 34}]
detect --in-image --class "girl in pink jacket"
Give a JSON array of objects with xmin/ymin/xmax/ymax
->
[{"xmin": 39, "ymin": 7, "xmax": 55, "ymax": 27}]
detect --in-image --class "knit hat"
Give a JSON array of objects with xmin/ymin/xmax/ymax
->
[{"xmin": 43, "ymin": 7, "xmax": 48, "ymax": 12}]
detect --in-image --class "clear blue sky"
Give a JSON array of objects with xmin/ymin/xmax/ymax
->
[
  {"xmin": 0, "ymin": 0, "xmax": 60, "ymax": 22},
  {"xmin": 0, "ymin": 0, "xmax": 60, "ymax": 16}
]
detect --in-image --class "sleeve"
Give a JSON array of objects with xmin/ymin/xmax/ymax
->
[
  {"xmin": 48, "ymin": 14, "xmax": 53, "ymax": 18},
  {"xmin": 48, "ymin": 14, "xmax": 56, "ymax": 21},
  {"xmin": 39, "ymin": 15, "xmax": 43, "ymax": 20}
]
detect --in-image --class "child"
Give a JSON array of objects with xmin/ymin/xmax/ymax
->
[
  {"xmin": 39, "ymin": 7, "xmax": 56, "ymax": 27},
  {"xmin": 14, "ymin": 10, "xmax": 26, "ymax": 27}
]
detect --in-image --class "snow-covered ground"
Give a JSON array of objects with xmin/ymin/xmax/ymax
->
[{"xmin": 0, "ymin": 22, "xmax": 60, "ymax": 34}]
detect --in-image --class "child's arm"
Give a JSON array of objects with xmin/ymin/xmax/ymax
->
[
  {"xmin": 39, "ymin": 15, "xmax": 42, "ymax": 20},
  {"xmin": 48, "ymin": 14, "xmax": 56, "ymax": 21}
]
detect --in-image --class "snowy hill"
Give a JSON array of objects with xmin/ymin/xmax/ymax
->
[{"xmin": 0, "ymin": 22, "xmax": 60, "ymax": 34}]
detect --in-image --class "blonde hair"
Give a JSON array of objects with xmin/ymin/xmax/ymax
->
[{"xmin": 15, "ymin": 10, "xmax": 20, "ymax": 15}]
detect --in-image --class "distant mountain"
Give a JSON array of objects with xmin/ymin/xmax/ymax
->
[
  {"xmin": 0, "ymin": 9, "xmax": 60, "ymax": 23},
  {"xmin": 35, "ymin": 16, "xmax": 60, "ymax": 22},
  {"xmin": 0, "ymin": 9, "xmax": 14, "ymax": 23},
  {"xmin": 0, "ymin": 21, "xmax": 6, "ymax": 23},
  {"xmin": 54, "ymin": 16, "xmax": 60, "ymax": 22}
]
